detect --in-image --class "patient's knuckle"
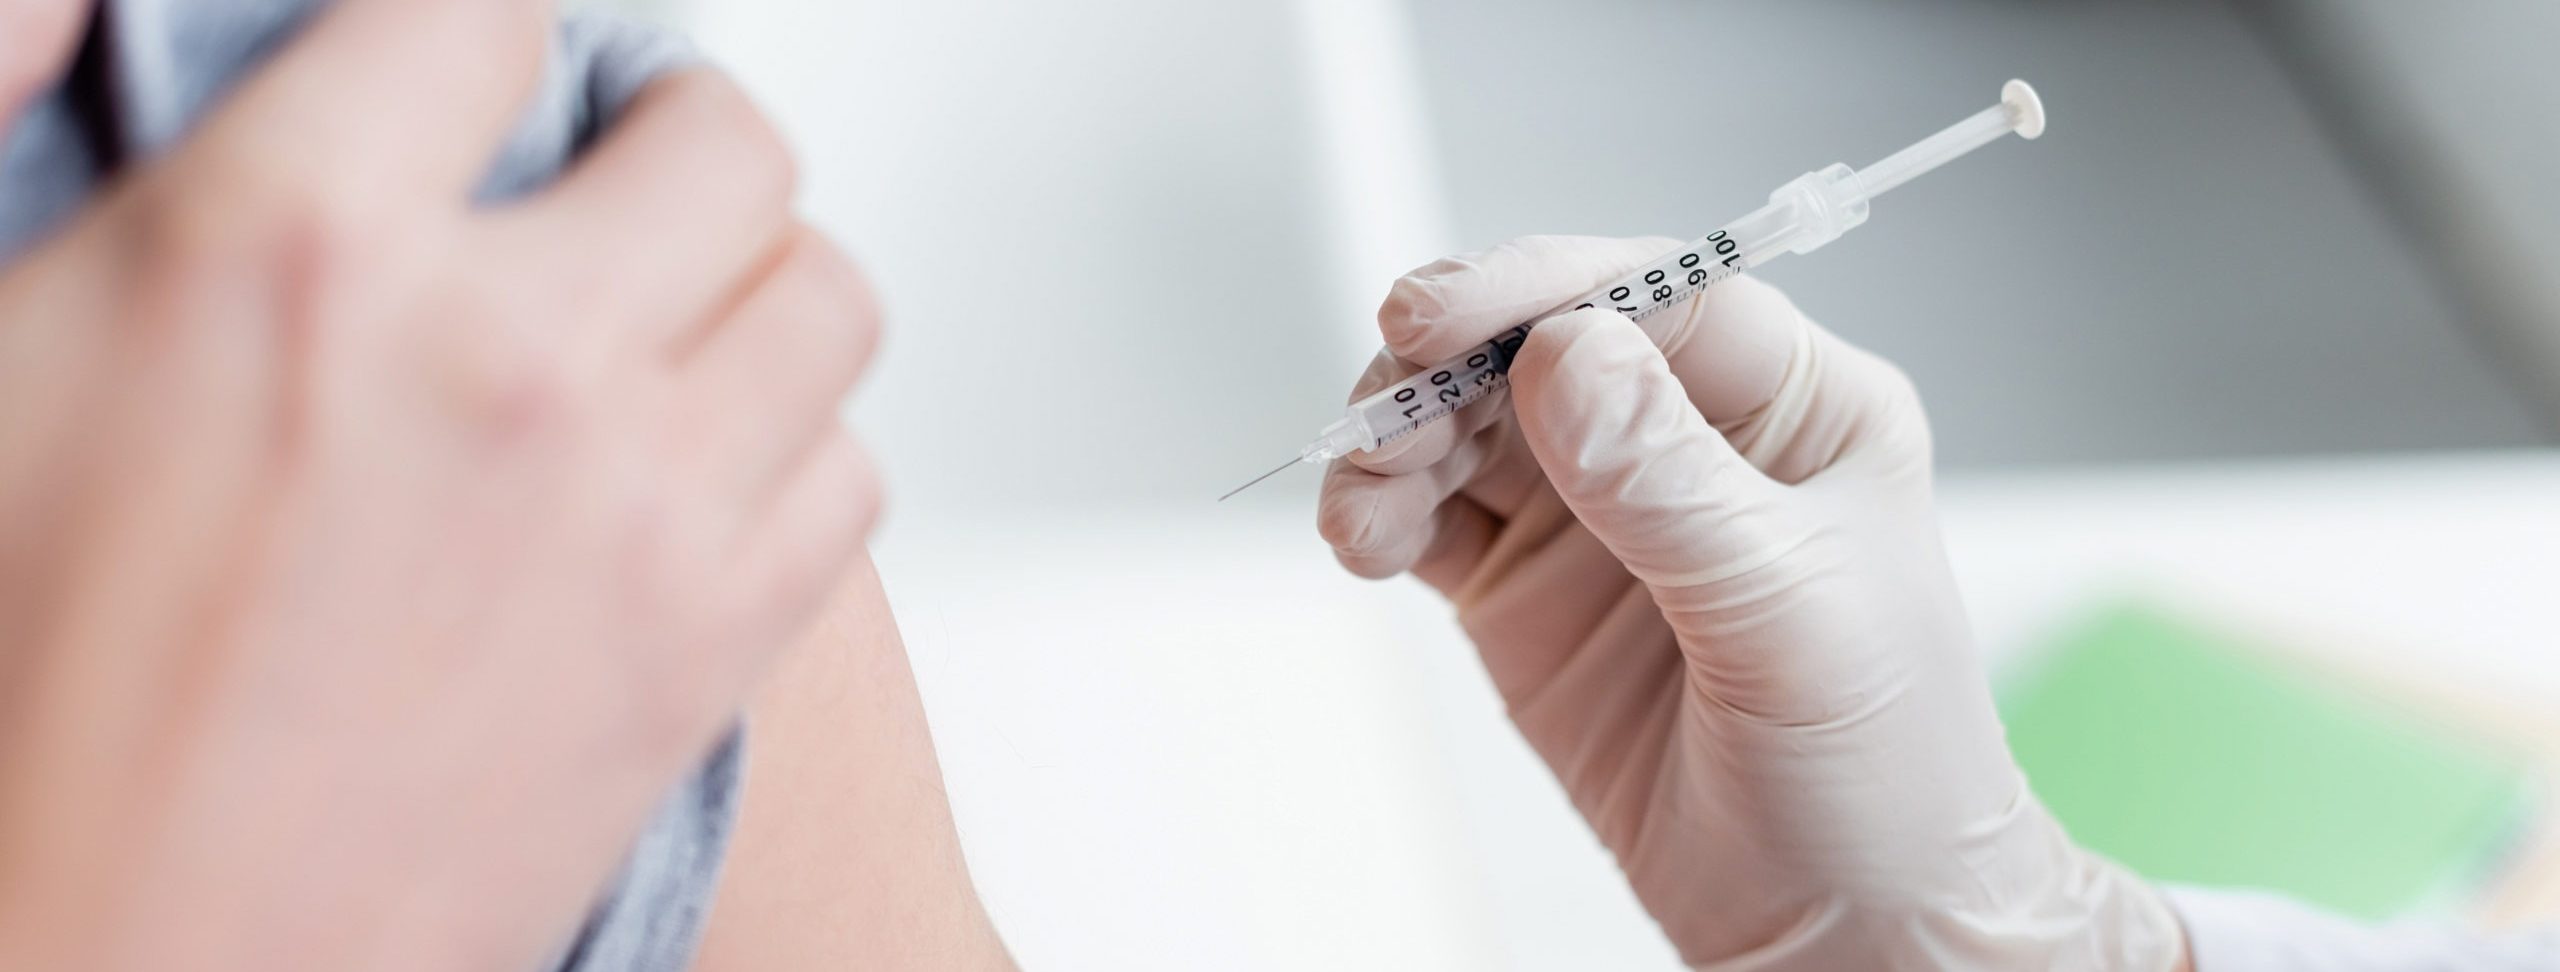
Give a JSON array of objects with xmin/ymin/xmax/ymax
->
[
  {"xmin": 671, "ymin": 71, "xmax": 798, "ymax": 206},
  {"xmin": 115, "ymin": 197, "xmax": 242, "ymax": 315},
  {"xmin": 785, "ymin": 231, "xmax": 884, "ymax": 361},
  {"xmin": 139, "ymin": 158, "xmax": 403, "ymax": 323},
  {"xmin": 439, "ymin": 318, "xmax": 587, "ymax": 450},
  {"xmin": 0, "ymin": 1, "xmax": 81, "ymax": 92}
]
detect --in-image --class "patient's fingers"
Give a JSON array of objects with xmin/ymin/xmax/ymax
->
[
  {"xmin": 714, "ymin": 432, "xmax": 881, "ymax": 684},
  {"xmin": 506, "ymin": 69, "xmax": 797, "ymax": 352},
  {"xmin": 671, "ymin": 227, "xmax": 879, "ymax": 510},
  {"xmin": 195, "ymin": 0, "xmax": 553, "ymax": 205},
  {"xmin": 0, "ymin": 0, "xmax": 90, "ymax": 126}
]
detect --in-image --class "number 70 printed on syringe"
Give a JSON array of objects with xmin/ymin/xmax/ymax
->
[{"xmin": 1362, "ymin": 228, "xmax": 1748, "ymax": 448}]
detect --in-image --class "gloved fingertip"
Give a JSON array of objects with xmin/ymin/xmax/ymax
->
[
  {"xmin": 1510, "ymin": 307, "xmax": 1655, "ymax": 398},
  {"xmin": 1657, "ymin": 274, "xmax": 1805, "ymax": 416},
  {"xmin": 1318, "ymin": 485, "xmax": 1421, "ymax": 579},
  {"xmin": 1376, "ymin": 272, "xmax": 1458, "ymax": 360},
  {"xmin": 1377, "ymin": 236, "xmax": 1695, "ymax": 364},
  {"xmin": 1508, "ymin": 306, "xmax": 1724, "ymax": 485},
  {"xmin": 1331, "ymin": 546, "xmax": 1409, "ymax": 581},
  {"xmin": 1346, "ymin": 415, "xmax": 1457, "ymax": 475},
  {"xmin": 1315, "ymin": 474, "xmax": 1392, "ymax": 557}
]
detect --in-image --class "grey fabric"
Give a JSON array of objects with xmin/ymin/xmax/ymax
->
[
  {"xmin": 551, "ymin": 732, "xmax": 746, "ymax": 972},
  {"xmin": 2, "ymin": 4, "xmax": 699, "ymax": 247},
  {"xmin": 0, "ymin": 4, "xmax": 743, "ymax": 970}
]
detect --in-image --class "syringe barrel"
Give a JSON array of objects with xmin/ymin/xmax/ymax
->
[
  {"xmin": 1303, "ymin": 413, "xmax": 1373, "ymax": 463},
  {"xmin": 1328, "ymin": 212, "xmax": 1798, "ymax": 459},
  {"xmin": 1327, "ymin": 323, "xmax": 1529, "ymax": 460},
  {"xmin": 1750, "ymin": 163, "xmax": 1871, "ymax": 260}
]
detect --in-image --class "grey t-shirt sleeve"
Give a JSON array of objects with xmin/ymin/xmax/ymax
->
[
  {"xmin": 0, "ymin": 4, "xmax": 745, "ymax": 970},
  {"xmin": 548, "ymin": 731, "xmax": 747, "ymax": 972}
]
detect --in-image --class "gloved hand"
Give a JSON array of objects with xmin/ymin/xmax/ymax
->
[{"xmin": 1319, "ymin": 236, "xmax": 2186, "ymax": 970}]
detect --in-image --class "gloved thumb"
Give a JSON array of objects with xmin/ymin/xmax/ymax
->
[{"xmin": 1509, "ymin": 308, "xmax": 1797, "ymax": 590}]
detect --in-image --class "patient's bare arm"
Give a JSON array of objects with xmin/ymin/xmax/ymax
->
[{"xmin": 696, "ymin": 556, "xmax": 1015, "ymax": 970}]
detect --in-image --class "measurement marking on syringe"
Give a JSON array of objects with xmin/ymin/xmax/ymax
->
[{"xmin": 1222, "ymin": 80, "xmax": 2045, "ymax": 501}]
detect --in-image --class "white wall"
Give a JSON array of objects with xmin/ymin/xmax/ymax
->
[{"xmin": 689, "ymin": 0, "xmax": 1377, "ymax": 515}]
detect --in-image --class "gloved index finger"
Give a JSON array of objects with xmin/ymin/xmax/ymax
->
[{"xmin": 1376, "ymin": 235, "xmax": 1683, "ymax": 366}]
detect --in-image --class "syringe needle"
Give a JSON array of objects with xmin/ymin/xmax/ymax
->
[{"xmin": 1219, "ymin": 457, "xmax": 1299, "ymax": 502}]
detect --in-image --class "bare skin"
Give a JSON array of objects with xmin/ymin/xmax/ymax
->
[
  {"xmin": 0, "ymin": 0, "xmax": 895, "ymax": 967},
  {"xmin": 697, "ymin": 557, "xmax": 1016, "ymax": 971}
]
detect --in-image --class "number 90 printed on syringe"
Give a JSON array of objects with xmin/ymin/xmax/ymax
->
[{"xmin": 1359, "ymin": 229, "xmax": 1747, "ymax": 449}]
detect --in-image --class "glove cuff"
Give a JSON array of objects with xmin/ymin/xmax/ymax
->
[
  {"xmin": 1910, "ymin": 804, "xmax": 2187, "ymax": 972},
  {"xmin": 1921, "ymin": 792, "xmax": 2186, "ymax": 971},
  {"xmin": 1685, "ymin": 800, "xmax": 2185, "ymax": 972}
]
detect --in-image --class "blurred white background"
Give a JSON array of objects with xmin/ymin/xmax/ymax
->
[{"xmin": 598, "ymin": 0, "xmax": 2560, "ymax": 967}]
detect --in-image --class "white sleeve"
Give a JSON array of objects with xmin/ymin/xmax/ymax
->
[{"xmin": 2170, "ymin": 886, "xmax": 2560, "ymax": 971}]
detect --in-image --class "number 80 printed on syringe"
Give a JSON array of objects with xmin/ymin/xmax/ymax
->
[{"xmin": 1357, "ymin": 228, "xmax": 1748, "ymax": 448}]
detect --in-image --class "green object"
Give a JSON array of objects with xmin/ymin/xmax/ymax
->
[{"xmin": 1999, "ymin": 604, "xmax": 2535, "ymax": 921}]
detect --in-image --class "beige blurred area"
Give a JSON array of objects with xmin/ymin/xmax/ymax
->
[{"xmin": 597, "ymin": 0, "xmax": 2560, "ymax": 967}]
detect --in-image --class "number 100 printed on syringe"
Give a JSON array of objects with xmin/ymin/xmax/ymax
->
[
  {"xmin": 1379, "ymin": 230, "xmax": 1747, "ymax": 446},
  {"xmin": 1220, "ymin": 80, "xmax": 2045, "ymax": 501}
]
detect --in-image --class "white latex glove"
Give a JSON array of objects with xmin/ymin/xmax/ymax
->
[{"xmin": 1318, "ymin": 235, "xmax": 2186, "ymax": 970}]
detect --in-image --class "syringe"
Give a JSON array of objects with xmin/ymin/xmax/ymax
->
[{"xmin": 1224, "ymin": 80, "xmax": 2046, "ymax": 501}]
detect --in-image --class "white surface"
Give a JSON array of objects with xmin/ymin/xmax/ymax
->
[
  {"xmin": 1942, "ymin": 452, "xmax": 2560, "ymax": 712},
  {"xmin": 875, "ymin": 519, "xmax": 1512, "ymax": 970},
  {"xmin": 865, "ymin": 451, "xmax": 2560, "ymax": 970}
]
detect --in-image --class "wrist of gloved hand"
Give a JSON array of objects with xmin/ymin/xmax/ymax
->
[{"xmin": 1730, "ymin": 788, "xmax": 2184, "ymax": 972}]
